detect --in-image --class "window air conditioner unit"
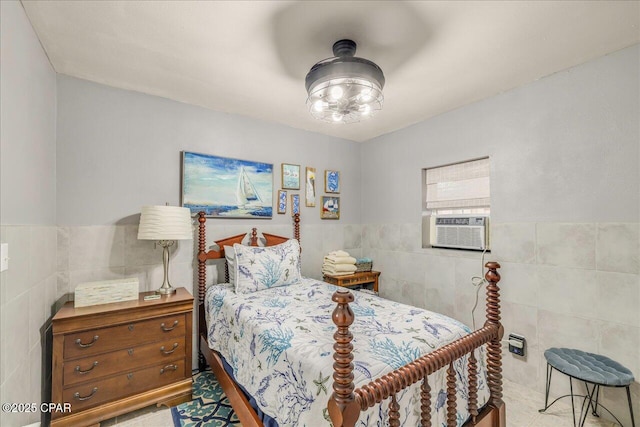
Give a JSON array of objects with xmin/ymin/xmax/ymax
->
[{"xmin": 430, "ymin": 215, "xmax": 490, "ymax": 251}]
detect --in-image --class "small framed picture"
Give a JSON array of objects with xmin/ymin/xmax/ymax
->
[
  {"xmin": 325, "ymin": 170, "xmax": 340, "ymax": 193},
  {"xmin": 291, "ymin": 194, "xmax": 300, "ymax": 215},
  {"xmin": 277, "ymin": 190, "xmax": 287, "ymax": 214},
  {"xmin": 321, "ymin": 196, "xmax": 340, "ymax": 220},
  {"xmin": 305, "ymin": 167, "xmax": 316, "ymax": 207},
  {"xmin": 282, "ymin": 163, "xmax": 300, "ymax": 190}
]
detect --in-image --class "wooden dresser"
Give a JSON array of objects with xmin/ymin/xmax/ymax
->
[{"xmin": 51, "ymin": 288, "xmax": 193, "ymax": 427}]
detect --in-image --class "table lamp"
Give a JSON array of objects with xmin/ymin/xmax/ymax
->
[{"xmin": 137, "ymin": 205, "xmax": 193, "ymax": 294}]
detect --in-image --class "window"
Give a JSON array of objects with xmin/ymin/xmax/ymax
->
[{"xmin": 421, "ymin": 157, "xmax": 490, "ymax": 248}]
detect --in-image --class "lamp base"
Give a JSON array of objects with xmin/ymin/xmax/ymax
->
[
  {"xmin": 157, "ymin": 240, "xmax": 177, "ymax": 295},
  {"xmin": 156, "ymin": 286, "xmax": 176, "ymax": 295}
]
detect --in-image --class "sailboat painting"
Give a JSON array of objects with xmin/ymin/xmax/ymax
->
[{"xmin": 181, "ymin": 151, "xmax": 273, "ymax": 218}]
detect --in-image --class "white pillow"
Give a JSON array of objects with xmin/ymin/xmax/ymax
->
[
  {"xmin": 223, "ymin": 245, "xmax": 236, "ymax": 286},
  {"xmin": 233, "ymin": 239, "xmax": 302, "ymax": 294}
]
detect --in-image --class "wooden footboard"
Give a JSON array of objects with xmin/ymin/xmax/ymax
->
[{"xmin": 328, "ymin": 262, "xmax": 505, "ymax": 427}]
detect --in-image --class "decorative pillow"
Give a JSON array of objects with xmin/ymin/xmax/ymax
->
[
  {"xmin": 233, "ymin": 239, "xmax": 302, "ymax": 294},
  {"xmin": 223, "ymin": 245, "xmax": 236, "ymax": 286}
]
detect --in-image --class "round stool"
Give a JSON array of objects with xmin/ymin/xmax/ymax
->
[{"xmin": 539, "ymin": 347, "xmax": 636, "ymax": 427}]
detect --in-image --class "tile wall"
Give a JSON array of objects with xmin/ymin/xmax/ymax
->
[
  {"xmin": 0, "ymin": 220, "xmax": 359, "ymax": 426},
  {"xmin": 3, "ymin": 220, "xmax": 636, "ymax": 425},
  {"xmin": 56, "ymin": 222, "xmax": 363, "ymax": 369},
  {"xmin": 362, "ymin": 221, "xmax": 640, "ymax": 426},
  {"xmin": 0, "ymin": 226, "xmax": 58, "ymax": 427}
]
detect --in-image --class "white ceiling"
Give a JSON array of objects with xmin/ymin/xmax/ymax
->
[{"xmin": 22, "ymin": 1, "xmax": 640, "ymax": 142}]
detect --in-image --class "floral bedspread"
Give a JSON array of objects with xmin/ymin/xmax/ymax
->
[{"xmin": 206, "ymin": 278, "xmax": 489, "ymax": 427}]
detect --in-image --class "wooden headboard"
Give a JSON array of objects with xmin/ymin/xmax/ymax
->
[{"xmin": 195, "ymin": 211, "xmax": 300, "ymax": 368}]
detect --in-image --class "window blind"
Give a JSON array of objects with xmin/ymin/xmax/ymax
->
[{"xmin": 425, "ymin": 158, "xmax": 490, "ymax": 210}]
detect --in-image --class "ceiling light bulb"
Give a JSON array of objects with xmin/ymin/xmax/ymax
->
[
  {"xmin": 360, "ymin": 91, "xmax": 372, "ymax": 103},
  {"xmin": 329, "ymin": 85, "xmax": 344, "ymax": 100},
  {"xmin": 360, "ymin": 104, "xmax": 371, "ymax": 115},
  {"xmin": 332, "ymin": 112, "xmax": 343, "ymax": 122},
  {"xmin": 313, "ymin": 100, "xmax": 325, "ymax": 112}
]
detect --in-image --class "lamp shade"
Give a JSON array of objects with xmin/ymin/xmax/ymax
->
[{"xmin": 137, "ymin": 205, "xmax": 193, "ymax": 241}]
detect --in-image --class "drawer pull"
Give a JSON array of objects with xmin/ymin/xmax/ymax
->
[
  {"xmin": 160, "ymin": 343, "xmax": 179, "ymax": 355},
  {"xmin": 128, "ymin": 324, "xmax": 134, "ymax": 331},
  {"xmin": 160, "ymin": 320, "xmax": 179, "ymax": 332},
  {"xmin": 75, "ymin": 335, "xmax": 99, "ymax": 348},
  {"xmin": 127, "ymin": 373, "xmax": 133, "ymax": 380},
  {"xmin": 160, "ymin": 364, "xmax": 178, "ymax": 374},
  {"xmin": 128, "ymin": 348, "xmax": 134, "ymax": 356},
  {"xmin": 74, "ymin": 387, "xmax": 98, "ymax": 401},
  {"xmin": 74, "ymin": 361, "xmax": 98, "ymax": 374}
]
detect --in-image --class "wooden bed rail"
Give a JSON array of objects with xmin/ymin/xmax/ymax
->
[{"xmin": 328, "ymin": 262, "xmax": 504, "ymax": 427}]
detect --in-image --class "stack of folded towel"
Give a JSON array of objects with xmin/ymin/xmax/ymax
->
[{"xmin": 322, "ymin": 250, "xmax": 357, "ymax": 276}]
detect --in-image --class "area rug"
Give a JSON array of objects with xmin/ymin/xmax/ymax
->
[{"xmin": 172, "ymin": 370, "xmax": 240, "ymax": 427}]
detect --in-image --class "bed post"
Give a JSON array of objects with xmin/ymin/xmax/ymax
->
[
  {"xmin": 197, "ymin": 212, "xmax": 207, "ymax": 372},
  {"xmin": 484, "ymin": 261, "xmax": 505, "ymax": 425},
  {"xmin": 293, "ymin": 212, "xmax": 300, "ymax": 244},
  {"xmin": 328, "ymin": 289, "xmax": 361, "ymax": 427}
]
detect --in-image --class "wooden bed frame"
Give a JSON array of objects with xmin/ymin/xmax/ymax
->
[{"xmin": 195, "ymin": 211, "xmax": 506, "ymax": 427}]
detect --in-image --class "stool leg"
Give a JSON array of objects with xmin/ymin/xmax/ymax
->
[
  {"xmin": 578, "ymin": 390, "xmax": 588, "ymax": 427},
  {"xmin": 540, "ymin": 363, "xmax": 553, "ymax": 412},
  {"xmin": 570, "ymin": 377, "xmax": 577, "ymax": 427},
  {"xmin": 591, "ymin": 384, "xmax": 599, "ymax": 417},
  {"xmin": 626, "ymin": 386, "xmax": 636, "ymax": 427},
  {"xmin": 578, "ymin": 383, "xmax": 596, "ymax": 427}
]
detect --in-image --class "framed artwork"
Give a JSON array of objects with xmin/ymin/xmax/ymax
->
[
  {"xmin": 291, "ymin": 194, "xmax": 300, "ymax": 215},
  {"xmin": 281, "ymin": 163, "xmax": 300, "ymax": 190},
  {"xmin": 325, "ymin": 170, "xmax": 340, "ymax": 193},
  {"xmin": 321, "ymin": 196, "xmax": 340, "ymax": 220},
  {"xmin": 305, "ymin": 167, "xmax": 316, "ymax": 207},
  {"xmin": 277, "ymin": 190, "xmax": 287, "ymax": 214},
  {"xmin": 181, "ymin": 151, "xmax": 273, "ymax": 218}
]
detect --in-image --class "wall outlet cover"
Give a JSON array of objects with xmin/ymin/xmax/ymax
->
[{"xmin": 508, "ymin": 333, "xmax": 526, "ymax": 357}]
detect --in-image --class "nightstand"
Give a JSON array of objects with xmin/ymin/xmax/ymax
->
[
  {"xmin": 51, "ymin": 288, "xmax": 193, "ymax": 427},
  {"xmin": 323, "ymin": 270, "xmax": 380, "ymax": 293}
]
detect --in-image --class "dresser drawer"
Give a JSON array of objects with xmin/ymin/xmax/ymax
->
[
  {"xmin": 62, "ymin": 359, "xmax": 187, "ymax": 412},
  {"xmin": 63, "ymin": 337, "xmax": 186, "ymax": 386},
  {"xmin": 64, "ymin": 313, "xmax": 185, "ymax": 359}
]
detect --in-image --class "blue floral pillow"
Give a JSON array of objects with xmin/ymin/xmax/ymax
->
[{"xmin": 233, "ymin": 239, "xmax": 302, "ymax": 294}]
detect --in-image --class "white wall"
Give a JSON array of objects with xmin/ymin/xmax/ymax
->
[
  {"xmin": 362, "ymin": 46, "xmax": 639, "ymax": 225},
  {"xmin": 55, "ymin": 76, "xmax": 365, "ymax": 368},
  {"xmin": 0, "ymin": 2, "xmax": 58, "ymax": 426},
  {"xmin": 361, "ymin": 44, "xmax": 639, "ymax": 425},
  {"xmin": 55, "ymin": 73, "xmax": 365, "ymax": 283},
  {"xmin": 1, "ymin": 2, "xmax": 57, "ymax": 224},
  {"xmin": 56, "ymin": 75, "xmax": 361, "ymax": 226}
]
